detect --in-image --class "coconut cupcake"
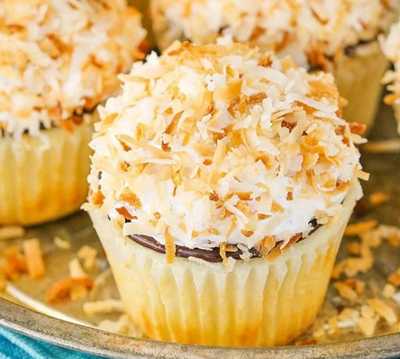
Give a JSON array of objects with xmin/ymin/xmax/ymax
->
[
  {"xmin": 0, "ymin": 0, "xmax": 146, "ymax": 225},
  {"xmin": 151, "ymin": 0, "xmax": 399, "ymax": 129},
  {"xmin": 382, "ymin": 21, "xmax": 400, "ymax": 130},
  {"xmin": 86, "ymin": 42, "xmax": 365, "ymax": 347}
]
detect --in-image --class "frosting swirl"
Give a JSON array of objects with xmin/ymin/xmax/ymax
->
[
  {"xmin": 0, "ymin": 0, "xmax": 146, "ymax": 137},
  {"xmin": 87, "ymin": 42, "xmax": 365, "ymax": 259}
]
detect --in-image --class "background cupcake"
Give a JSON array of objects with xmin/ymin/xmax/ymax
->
[
  {"xmin": 151, "ymin": 0, "xmax": 399, "ymax": 129},
  {"xmin": 382, "ymin": 21, "xmax": 400, "ymax": 131},
  {"xmin": 0, "ymin": 0, "xmax": 146, "ymax": 225},
  {"xmin": 86, "ymin": 42, "xmax": 365, "ymax": 347}
]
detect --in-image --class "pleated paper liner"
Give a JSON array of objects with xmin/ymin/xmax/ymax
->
[
  {"xmin": 394, "ymin": 104, "xmax": 400, "ymax": 133},
  {"xmin": 0, "ymin": 122, "xmax": 93, "ymax": 225},
  {"xmin": 89, "ymin": 181, "xmax": 361, "ymax": 347},
  {"xmin": 335, "ymin": 41, "xmax": 388, "ymax": 131}
]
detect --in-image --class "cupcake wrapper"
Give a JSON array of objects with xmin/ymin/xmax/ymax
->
[
  {"xmin": 0, "ymin": 123, "xmax": 93, "ymax": 225},
  {"xmin": 90, "ymin": 182, "xmax": 361, "ymax": 347},
  {"xmin": 335, "ymin": 41, "xmax": 388, "ymax": 130},
  {"xmin": 394, "ymin": 104, "xmax": 400, "ymax": 133}
]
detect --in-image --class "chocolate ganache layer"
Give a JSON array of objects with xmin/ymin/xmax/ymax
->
[{"xmin": 128, "ymin": 219, "xmax": 320, "ymax": 263}]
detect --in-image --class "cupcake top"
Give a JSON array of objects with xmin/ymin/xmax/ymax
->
[
  {"xmin": 0, "ymin": 0, "xmax": 146, "ymax": 137},
  {"xmin": 382, "ymin": 21, "xmax": 400, "ymax": 112},
  {"xmin": 152, "ymin": 0, "xmax": 397, "ymax": 65},
  {"xmin": 87, "ymin": 42, "xmax": 364, "ymax": 262}
]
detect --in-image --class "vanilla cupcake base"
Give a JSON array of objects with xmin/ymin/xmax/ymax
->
[
  {"xmin": 334, "ymin": 41, "xmax": 388, "ymax": 131},
  {"xmin": 89, "ymin": 181, "xmax": 361, "ymax": 347},
  {"xmin": 0, "ymin": 123, "xmax": 93, "ymax": 225}
]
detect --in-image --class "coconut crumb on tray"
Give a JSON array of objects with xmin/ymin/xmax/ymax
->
[
  {"xmin": 0, "ymin": 226, "xmax": 25, "ymax": 241},
  {"xmin": 83, "ymin": 299, "xmax": 124, "ymax": 316},
  {"xmin": 301, "ymin": 220, "xmax": 400, "ymax": 344}
]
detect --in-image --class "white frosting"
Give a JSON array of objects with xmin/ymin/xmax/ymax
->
[
  {"xmin": 152, "ymin": 0, "xmax": 398, "ymax": 63},
  {"xmin": 0, "ymin": 0, "xmax": 146, "ymax": 137},
  {"xmin": 87, "ymin": 42, "xmax": 364, "ymax": 254}
]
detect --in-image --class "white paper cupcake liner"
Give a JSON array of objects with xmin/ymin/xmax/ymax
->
[
  {"xmin": 335, "ymin": 41, "xmax": 388, "ymax": 130},
  {"xmin": 0, "ymin": 122, "xmax": 93, "ymax": 225},
  {"xmin": 89, "ymin": 181, "xmax": 361, "ymax": 347}
]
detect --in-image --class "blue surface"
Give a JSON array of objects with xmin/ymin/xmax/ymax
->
[{"xmin": 0, "ymin": 326, "xmax": 101, "ymax": 359}]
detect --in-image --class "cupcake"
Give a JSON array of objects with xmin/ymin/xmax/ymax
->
[
  {"xmin": 382, "ymin": 21, "xmax": 400, "ymax": 130},
  {"xmin": 0, "ymin": 0, "xmax": 146, "ymax": 225},
  {"xmin": 151, "ymin": 0, "xmax": 399, "ymax": 129},
  {"xmin": 85, "ymin": 42, "xmax": 365, "ymax": 347}
]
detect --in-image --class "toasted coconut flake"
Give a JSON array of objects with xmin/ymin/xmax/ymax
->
[
  {"xmin": 383, "ymin": 284, "xmax": 396, "ymax": 298},
  {"xmin": 98, "ymin": 314, "xmax": 139, "ymax": 336},
  {"xmin": 368, "ymin": 298, "xmax": 397, "ymax": 325},
  {"xmin": 53, "ymin": 236, "xmax": 71, "ymax": 250},
  {"xmin": 335, "ymin": 282, "xmax": 357, "ymax": 302},
  {"xmin": 388, "ymin": 271, "xmax": 400, "ymax": 287},
  {"xmin": 22, "ymin": 239, "xmax": 45, "ymax": 279},
  {"xmin": 345, "ymin": 220, "xmax": 378, "ymax": 237},
  {"xmin": 2, "ymin": 245, "xmax": 27, "ymax": 280},
  {"xmin": 356, "ymin": 170, "xmax": 370, "ymax": 182},
  {"xmin": 332, "ymin": 245, "xmax": 373, "ymax": 279},
  {"xmin": 349, "ymin": 123, "xmax": 367, "ymax": 135},
  {"xmin": 69, "ymin": 258, "xmax": 87, "ymax": 279},
  {"xmin": 369, "ymin": 192, "xmax": 390, "ymax": 207},
  {"xmin": 91, "ymin": 191, "xmax": 105, "ymax": 208},
  {"xmin": 0, "ymin": 226, "xmax": 25, "ymax": 241},
  {"xmin": 346, "ymin": 242, "xmax": 362, "ymax": 256},
  {"xmin": 358, "ymin": 316, "xmax": 378, "ymax": 337},
  {"xmin": 83, "ymin": 299, "xmax": 124, "ymax": 316},
  {"xmin": 78, "ymin": 246, "xmax": 98, "ymax": 272},
  {"xmin": 46, "ymin": 277, "xmax": 94, "ymax": 304}
]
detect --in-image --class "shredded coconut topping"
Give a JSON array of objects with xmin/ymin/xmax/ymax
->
[
  {"xmin": 382, "ymin": 21, "xmax": 400, "ymax": 111},
  {"xmin": 87, "ymin": 42, "xmax": 364, "ymax": 255},
  {"xmin": 152, "ymin": 0, "xmax": 397, "ymax": 65},
  {"xmin": 0, "ymin": 0, "xmax": 146, "ymax": 137}
]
